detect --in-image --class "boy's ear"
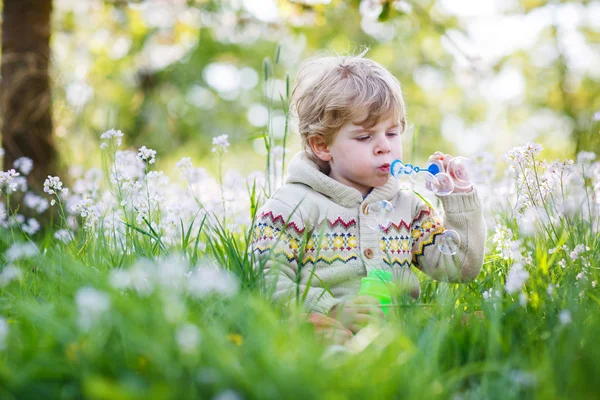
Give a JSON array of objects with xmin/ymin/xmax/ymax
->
[{"xmin": 308, "ymin": 135, "xmax": 332, "ymax": 162}]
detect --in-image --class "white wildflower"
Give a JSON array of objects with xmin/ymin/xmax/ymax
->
[
  {"xmin": 109, "ymin": 260, "xmax": 154, "ymax": 296},
  {"xmin": 13, "ymin": 157, "xmax": 34, "ymax": 175},
  {"xmin": 111, "ymin": 150, "xmax": 145, "ymax": 183},
  {"xmin": 546, "ymin": 159, "xmax": 575, "ymax": 179},
  {"xmin": 23, "ymin": 192, "xmax": 49, "ymax": 214},
  {"xmin": 5, "ymin": 242, "xmax": 39, "ymax": 261},
  {"xmin": 182, "ymin": 166, "xmax": 208, "ymax": 184},
  {"xmin": 492, "ymin": 224, "xmax": 515, "ymax": 260},
  {"xmin": 577, "ymin": 151, "xmax": 596, "ymax": 164},
  {"xmin": 0, "ymin": 318, "xmax": 8, "ymax": 350},
  {"xmin": 0, "ymin": 265, "xmax": 22, "ymax": 287},
  {"xmin": 359, "ymin": 0, "xmax": 383, "ymax": 18},
  {"xmin": 72, "ymin": 197, "xmax": 100, "ymax": 230},
  {"xmin": 558, "ymin": 259, "xmax": 567, "ymax": 269},
  {"xmin": 187, "ymin": 266, "xmax": 239, "ymax": 299},
  {"xmin": 592, "ymin": 280, "xmax": 597, "ymax": 288},
  {"xmin": 43, "ymin": 176, "xmax": 67, "ymax": 195},
  {"xmin": 8, "ymin": 214, "xmax": 25, "ymax": 227},
  {"xmin": 0, "ymin": 169, "xmax": 20, "ymax": 193},
  {"xmin": 517, "ymin": 209, "xmax": 538, "ymax": 237},
  {"xmin": 175, "ymin": 323, "xmax": 202, "ymax": 354},
  {"xmin": 482, "ymin": 288, "xmax": 496, "ymax": 301},
  {"xmin": 393, "ymin": 0, "xmax": 413, "ymax": 14},
  {"xmin": 504, "ymin": 142, "xmax": 543, "ymax": 165},
  {"xmin": 519, "ymin": 292, "xmax": 528, "ymax": 307},
  {"xmin": 558, "ymin": 310, "xmax": 572, "ymax": 325},
  {"xmin": 593, "ymin": 111, "xmax": 600, "ymax": 121},
  {"xmin": 100, "ymin": 129, "xmax": 124, "ymax": 147},
  {"xmin": 21, "ymin": 218, "xmax": 40, "ymax": 235},
  {"xmin": 569, "ymin": 244, "xmax": 589, "ymax": 260},
  {"xmin": 156, "ymin": 254, "xmax": 189, "ymax": 289},
  {"xmin": 75, "ymin": 287, "xmax": 111, "ymax": 330},
  {"xmin": 547, "ymin": 284, "xmax": 554, "ymax": 296},
  {"xmin": 134, "ymin": 201, "xmax": 149, "ymax": 225},
  {"xmin": 176, "ymin": 157, "xmax": 193, "ymax": 171},
  {"xmin": 54, "ymin": 229, "xmax": 74, "ymax": 243},
  {"xmin": 211, "ymin": 134, "xmax": 230, "ymax": 153},
  {"xmin": 505, "ymin": 262, "xmax": 529, "ymax": 294},
  {"xmin": 137, "ymin": 146, "xmax": 156, "ymax": 164}
]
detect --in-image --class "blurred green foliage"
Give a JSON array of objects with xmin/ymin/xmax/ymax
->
[{"xmin": 49, "ymin": 0, "xmax": 600, "ymax": 173}]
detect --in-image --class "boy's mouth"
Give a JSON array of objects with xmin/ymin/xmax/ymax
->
[{"xmin": 378, "ymin": 163, "xmax": 390, "ymax": 172}]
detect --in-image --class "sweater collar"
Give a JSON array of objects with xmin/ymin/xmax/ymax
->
[{"xmin": 286, "ymin": 152, "xmax": 398, "ymax": 208}]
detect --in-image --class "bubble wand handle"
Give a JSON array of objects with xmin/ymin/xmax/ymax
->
[{"xmin": 390, "ymin": 159, "xmax": 441, "ymax": 178}]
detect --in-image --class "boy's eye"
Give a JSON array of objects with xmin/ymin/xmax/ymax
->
[
  {"xmin": 356, "ymin": 136, "xmax": 370, "ymax": 141},
  {"xmin": 386, "ymin": 132, "xmax": 399, "ymax": 137}
]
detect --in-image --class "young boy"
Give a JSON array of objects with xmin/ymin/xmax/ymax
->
[{"xmin": 252, "ymin": 53, "xmax": 486, "ymax": 336}]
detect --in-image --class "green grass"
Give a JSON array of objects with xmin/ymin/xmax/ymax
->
[{"xmin": 1, "ymin": 180, "xmax": 599, "ymax": 399}]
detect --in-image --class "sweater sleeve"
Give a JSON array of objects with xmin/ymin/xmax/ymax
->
[
  {"xmin": 411, "ymin": 190, "xmax": 486, "ymax": 282},
  {"xmin": 251, "ymin": 197, "xmax": 342, "ymax": 315}
]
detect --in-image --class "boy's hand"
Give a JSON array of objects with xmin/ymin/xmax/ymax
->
[
  {"xmin": 305, "ymin": 313, "xmax": 353, "ymax": 345},
  {"xmin": 429, "ymin": 151, "xmax": 472, "ymax": 194},
  {"xmin": 328, "ymin": 295, "xmax": 386, "ymax": 334}
]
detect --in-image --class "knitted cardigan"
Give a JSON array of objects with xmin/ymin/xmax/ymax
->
[{"xmin": 252, "ymin": 152, "xmax": 486, "ymax": 315}]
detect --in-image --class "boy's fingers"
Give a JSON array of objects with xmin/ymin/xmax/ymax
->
[
  {"xmin": 341, "ymin": 305, "xmax": 373, "ymax": 316},
  {"xmin": 355, "ymin": 307, "xmax": 385, "ymax": 320},
  {"xmin": 354, "ymin": 313, "xmax": 379, "ymax": 325},
  {"xmin": 349, "ymin": 317, "xmax": 380, "ymax": 333},
  {"xmin": 368, "ymin": 307, "xmax": 386, "ymax": 319},
  {"xmin": 317, "ymin": 327, "xmax": 353, "ymax": 344},
  {"xmin": 353, "ymin": 295, "xmax": 380, "ymax": 305},
  {"xmin": 307, "ymin": 313, "xmax": 346, "ymax": 329},
  {"xmin": 429, "ymin": 151, "xmax": 444, "ymax": 161}
]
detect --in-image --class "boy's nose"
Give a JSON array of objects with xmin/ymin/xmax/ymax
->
[{"xmin": 375, "ymin": 138, "xmax": 392, "ymax": 153}]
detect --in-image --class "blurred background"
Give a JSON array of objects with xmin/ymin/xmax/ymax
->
[{"xmin": 3, "ymin": 0, "xmax": 599, "ymax": 180}]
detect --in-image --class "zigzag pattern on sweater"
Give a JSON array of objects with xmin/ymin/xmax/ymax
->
[
  {"xmin": 410, "ymin": 205, "xmax": 445, "ymax": 257},
  {"xmin": 258, "ymin": 211, "xmax": 306, "ymax": 235},
  {"xmin": 412, "ymin": 225, "xmax": 445, "ymax": 257},
  {"xmin": 253, "ymin": 245, "xmax": 359, "ymax": 266},
  {"xmin": 382, "ymin": 219, "xmax": 411, "ymax": 233},
  {"xmin": 314, "ymin": 216, "xmax": 357, "ymax": 230},
  {"xmin": 382, "ymin": 257, "xmax": 412, "ymax": 268},
  {"xmin": 258, "ymin": 211, "xmax": 358, "ymax": 235},
  {"xmin": 300, "ymin": 253, "xmax": 359, "ymax": 265},
  {"xmin": 253, "ymin": 245, "xmax": 296, "ymax": 263}
]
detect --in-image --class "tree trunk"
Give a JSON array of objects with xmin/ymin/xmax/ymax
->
[{"xmin": 1, "ymin": 0, "xmax": 56, "ymax": 188}]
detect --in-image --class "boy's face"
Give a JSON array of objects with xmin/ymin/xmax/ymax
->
[{"xmin": 325, "ymin": 115, "xmax": 403, "ymax": 196}]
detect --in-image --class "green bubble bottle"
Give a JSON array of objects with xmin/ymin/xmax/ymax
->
[{"xmin": 358, "ymin": 269, "xmax": 396, "ymax": 315}]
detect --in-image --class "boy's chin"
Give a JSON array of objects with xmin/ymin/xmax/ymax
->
[{"xmin": 369, "ymin": 177, "xmax": 390, "ymax": 188}]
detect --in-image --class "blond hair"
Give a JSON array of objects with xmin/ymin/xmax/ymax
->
[{"xmin": 291, "ymin": 52, "xmax": 406, "ymax": 171}]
